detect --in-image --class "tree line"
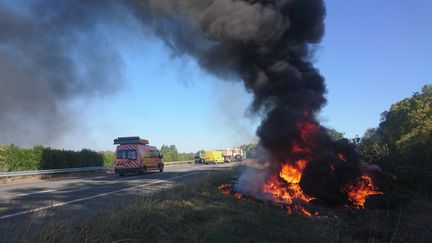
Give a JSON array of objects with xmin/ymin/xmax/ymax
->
[
  {"xmin": 0, "ymin": 145, "xmax": 113, "ymax": 172},
  {"xmin": 0, "ymin": 144, "xmax": 196, "ymax": 172},
  {"xmin": 159, "ymin": 144, "xmax": 194, "ymax": 162}
]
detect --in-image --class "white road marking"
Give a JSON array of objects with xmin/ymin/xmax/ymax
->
[
  {"xmin": 0, "ymin": 172, "xmax": 199, "ymax": 220},
  {"xmin": 6, "ymin": 167, "xmax": 187, "ymax": 198},
  {"xmin": 10, "ymin": 174, "xmax": 139, "ymax": 197},
  {"xmin": 16, "ymin": 189, "xmax": 58, "ymax": 197}
]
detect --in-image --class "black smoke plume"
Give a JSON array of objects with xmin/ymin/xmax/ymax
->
[
  {"xmin": 126, "ymin": 0, "xmax": 362, "ymax": 203},
  {"xmin": 126, "ymin": 0, "xmax": 327, "ymax": 155}
]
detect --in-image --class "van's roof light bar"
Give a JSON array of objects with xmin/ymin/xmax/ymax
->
[{"xmin": 114, "ymin": 136, "xmax": 149, "ymax": 145}]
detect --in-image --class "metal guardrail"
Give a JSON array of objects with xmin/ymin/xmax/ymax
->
[
  {"xmin": 0, "ymin": 160, "xmax": 193, "ymax": 178},
  {"xmin": 0, "ymin": 166, "xmax": 109, "ymax": 178},
  {"xmin": 164, "ymin": 160, "xmax": 193, "ymax": 165}
]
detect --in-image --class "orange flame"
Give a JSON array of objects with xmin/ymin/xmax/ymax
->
[
  {"xmin": 219, "ymin": 184, "xmax": 232, "ymax": 195},
  {"xmin": 263, "ymin": 160, "xmax": 314, "ymax": 215},
  {"xmin": 219, "ymin": 184, "xmax": 243, "ymax": 199},
  {"xmin": 218, "ymin": 118, "xmax": 383, "ymax": 216},
  {"xmin": 344, "ymin": 175, "xmax": 383, "ymax": 208}
]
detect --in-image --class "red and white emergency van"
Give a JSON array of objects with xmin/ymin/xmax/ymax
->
[{"xmin": 113, "ymin": 136, "xmax": 164, "ymax": 176}]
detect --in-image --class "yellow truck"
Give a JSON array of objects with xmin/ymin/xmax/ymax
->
[{"xmin": 204, "ymin": 150, "xmax": 224, "ymax": 164}]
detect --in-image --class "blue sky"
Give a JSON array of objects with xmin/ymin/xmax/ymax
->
[
  {"xmin": 57, "ymin": 1, "xmax": 431, "ymax": 152},
  {"xmin": 317, "ymin": 0, "xmax": 432, "ymax": 139}
]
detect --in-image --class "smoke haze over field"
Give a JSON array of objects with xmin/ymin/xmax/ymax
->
[
  {"xmin": 1, "ymin": 0, "xmax": 328, "ymax": 151},
  {"xmin": 0, "ymin": 1, "xmax": 126, "ymax": 145},
  {"xmin": 1, "ymin": 0, "xmax": 326, "ymax": 148}
]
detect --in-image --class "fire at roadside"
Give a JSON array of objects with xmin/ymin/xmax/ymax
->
[
  {"xmin": 218, "ymin": 117, "xmax": 385, "ymax": 217},
  {"xmin": 219, "ymin": 161, "xmax": 384, "ymax": 217}
]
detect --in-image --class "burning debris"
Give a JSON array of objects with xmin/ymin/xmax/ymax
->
[
  {"xmin": 344, "ymin": 175, "xmax": 383, "ymax": 209},
  {"xmin": 219, "ymin": 117, "xmax": 383, "ymax": 216},
  {"xmin": 263, "ymin": 161, "xmax": 314, "ymax": 205},
  {"xmin": 217, "ymin": 112, "xmax": 383, "ymax": 216},
  {"xmin": 219, "ymin": 184, "xmax": 232, "ymax": 196},
  {"xmin": 219, "ymin": 183, "xmax": 243, "ymax": 199},
  {"xmin": 223, "ymin": 115, "xmax": 383, "ymax": 216}
]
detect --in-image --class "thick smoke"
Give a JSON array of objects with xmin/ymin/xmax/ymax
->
[
  {"xmin": 0, "ymin": 0, "xmax": 125, "ymax": 145},
  {"xmin": 126, "ymin": 0, "xmax": 363, "ymax": 204},
  {"xmin": 1, "ymin": 0, "xmax": 326, "ymax": 150},
  {"xmin": 127, "ymin": 0, "xmax": 326, "ymax": 156}
]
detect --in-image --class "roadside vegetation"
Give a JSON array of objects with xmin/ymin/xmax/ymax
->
[
  {"xmin": 356, "ymin": 84, "xmax": 432, "ymax": 193},
  {"xmin": 0, "ymin": 144, "xmax": 194, "ymax": 172},
  {"xmin": 0, "ymin": 146, "xmax": 108, "ymax": 172},
  {"xmin": 159, "ymin": 144, "xmax": 194, "ymax": 162}
]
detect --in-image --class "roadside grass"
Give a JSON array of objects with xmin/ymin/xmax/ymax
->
[{"xmin": 12, "ymin": 166, "xmax": 432, "ymax": 243}]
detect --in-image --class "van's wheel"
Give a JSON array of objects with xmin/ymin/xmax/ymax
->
[
  {"xmin": 159, "ymin": 165, "xmax": 164, "ymax": 173},
  {"xmin": 140, "ymin": 166, "xmax": 147, "ymax": 175}
]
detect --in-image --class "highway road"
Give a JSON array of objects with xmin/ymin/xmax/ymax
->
[{"xmin": 0, "ymin": 163, "xmax": 234, "ymax": 240}]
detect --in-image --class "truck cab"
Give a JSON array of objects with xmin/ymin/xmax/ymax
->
[{"xmin": 194, "ymin": 152, "xmax": 205, "ymax": 164}]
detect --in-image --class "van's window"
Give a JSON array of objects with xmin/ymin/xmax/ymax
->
[
  {"xmin": 140, "ymin": 149, "xmax": 159, "ymax": 158},
  {"xmin": 150, "ymin": 150, "xmax": 159, "ymax": 157},
  {"xmin": 117, "ymin": 150, "xmax": 137, "ymax": 160},
  {"xmin": 141, "ymin": 149, "xmax": 152, "ymax": 158}
]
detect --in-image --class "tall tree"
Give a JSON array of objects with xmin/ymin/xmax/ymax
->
[{"xmin": 359, "ymin": 84, "xmax": 432, "ymax": 191}]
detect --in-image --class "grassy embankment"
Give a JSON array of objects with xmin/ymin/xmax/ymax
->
[{"xmin": 13, "ymin": 166, "xmax": 432, "ymax": 242}]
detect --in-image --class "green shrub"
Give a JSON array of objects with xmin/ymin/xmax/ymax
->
[
  {"xmin": 159, "ymin": 144, "xmax": 194, "ymax": 162},
  {"xmin": 0, "ymin": 145, "xmax": 42, "ymax": 171},
  {"xmin": 0, "ymin": 145, "xmax": 109, "ymax": 171},
  {"xmin": 99, "ymin": 151, "xmax": 115, "ymax": 167},
  {"xmin": 40, "ymin": 148, "xmax": 104, "ymax": 169}
]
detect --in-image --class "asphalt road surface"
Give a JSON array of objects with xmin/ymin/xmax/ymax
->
[{"xmin": 0, "ymin": 163, "xmax": 234, "ymax": 240}]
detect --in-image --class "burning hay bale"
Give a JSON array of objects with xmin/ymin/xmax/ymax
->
[{"xmin": 219, "ymin": 161, "xmax": 384, "ymax": 217}]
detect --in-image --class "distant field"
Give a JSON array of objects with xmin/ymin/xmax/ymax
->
[{"xmin": 9, "ymin": 166, "xmax": 432, "ymax": 243}]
